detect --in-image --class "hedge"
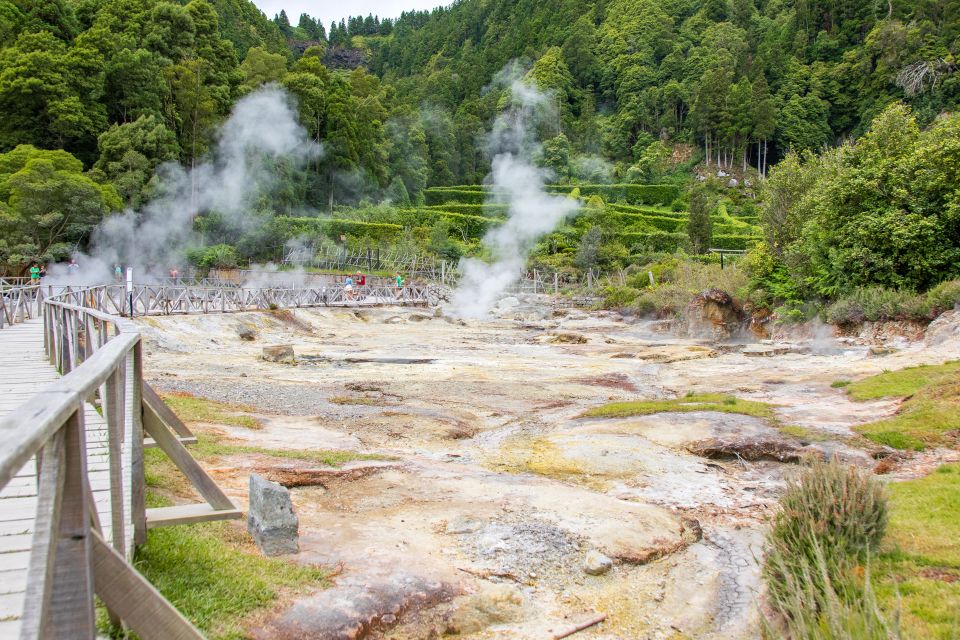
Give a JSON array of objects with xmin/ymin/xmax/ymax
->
[
  {"xmin": 411, "ymin": 209, "xmax": 502, "ymax": 237},
  {"xmin": 424, "ymin": 189, "xmax": 488, "ymax": 205},
  {"xmin": 619, "ymin": 231, "xmax": 687, "ymax": 252},
  {"xmin": 607, "ymin": 203, "xmax": 688, "ymax": 219},
  {"xmin": 272, "ymin": 217, "xmax": 404, "ymax": 242},
  {"xmin": 426, "ymin": 183, "xmax": 682, "ymax": 207},
  {"xmin": 423, "ymin": 203, "xmax": 509, "ymax": 218},
  {"xmin": 710, "ymin": 234, "xmax": 759, "ymax": 250},
  {"xmin": 546, "ymin": 183, "xmax": 681, "ymax": 206}
]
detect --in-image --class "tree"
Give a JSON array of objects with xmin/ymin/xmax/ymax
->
[
  {"xmin": 239, "ymin": 46, "xmax": 287, "ymax": 92},
  {"xmin": 0, "ymin": 31, "xmax": 106, "ymax": 157},
  {"xmin": 94, "ymin": 115, "xmax": 179, "ymax": 207},
  {"xmin": 687, "ymin": 186, "xmax": 714, "ymax": 254},
  {"xmin": 751, "ymin": 73, "xmax": 776, "ymax": 177},
  {"xmin": 0, "ymin": 145, "xmax": 120, "ymax": 272},
  {"xmin": 541, "ymin": 133, "xmax": 571, "ymax": 181},
  {"xmin": 562, "ymin": 16, "xmax": 599, "ymax": 88},
  {"xmin": 574, "ymin": 225, "xmax": 602, "ymax": 270},
  {"xmin": 104, "ymin": 48, "xmax": 166, "ymax": 123}
]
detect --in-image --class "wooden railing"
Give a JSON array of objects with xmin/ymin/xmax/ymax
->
[
  {"xmin": 0, "ymin": 285, "xmax": 43, "ymax": 329},
  {"xmin": 0, "ymin": 277, "xmax": 435, "ymax": 637},
  {"xmin": 1, "ymin": 287, "xmax": 211, "ymax": 638},
  {"xmin": 47, "ymin": 283, "xmax": 429, "ymax": 317}
]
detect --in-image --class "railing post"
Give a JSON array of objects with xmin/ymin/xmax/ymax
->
[
  {"xmin": 105, "ymin": 365, "xmax": 127, "ymax": 559},
  {"xmin": 48, "ymin": 409, "xmax": 96, "ymax": 636},
  {"xmin": 127, "ymin": 340, "xmax": 147, "ymax": 546}
]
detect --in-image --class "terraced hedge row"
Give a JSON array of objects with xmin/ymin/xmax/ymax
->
[
  {"xmin": 273, "ymin": 217, "xmax": 404, "ymax": 242},
  {"xmin": 424, "ymin": 183, "xmax": 682, "ymax": 206}
]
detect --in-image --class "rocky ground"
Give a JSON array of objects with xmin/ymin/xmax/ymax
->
[{"xmin": 136, "ymin": 298, "xmax": 960, "ymax": 640}]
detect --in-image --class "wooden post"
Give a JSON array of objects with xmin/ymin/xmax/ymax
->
[
  {"xmin": 128, "ymin": 342, "xmax": 146, "ymax": 546},
  {"xmin": 48, "ymin": 409, "xmax": 96, "ymax": 636},
  {"xmin": 105, "ymin": 367, "xmax": 127, "ymax": 559}
]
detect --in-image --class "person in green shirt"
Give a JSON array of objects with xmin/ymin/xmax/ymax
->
[
  {"xmin": 29, "ymin": 263, "xmax": 40, "ymax": 283},
  {"xmin": 394, "ymin": 273, "xmax": 404, "ymax": 300}
]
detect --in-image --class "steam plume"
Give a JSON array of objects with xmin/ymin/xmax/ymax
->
[
  {"xmin": 450, "ymin": 68, "xmax": 580, "ymax": 318},
  {"xmin": 54, "ymin": 86, "xmax": 321, "ymax": 284}
]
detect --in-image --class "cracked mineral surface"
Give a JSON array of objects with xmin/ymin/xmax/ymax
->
[{"xmin": 137, "ymin": 300, "xmax": 960, "ymax": 639}]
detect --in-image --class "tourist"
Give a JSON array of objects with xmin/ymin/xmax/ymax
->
[
  {"xmin": 29, "ymin": 262, "xmax": 40, "ymax": 284},
  {"xmin": 38, "ymin": 264, "xmax": 47, "ymax": 279},
  {"xmin": 344, "ymin": 275, "xmax": 354, "ymax": 301},
  {"xmin": 114, "ymin": 264, "xmax": 123, "ymax": 283},
  {"xmin": 67, "ymin": 259, "xmax": 79, "ymax": 275},
  {"xmin": 169, "ymin": 266, "xmax": 179, "ymax": 284},
  {"xmin": 356, "ymin": 272, "xmax": 366, "ymax": 300},
  {"xmin": 395, "ymin": 272, "xmax": 404, "ymax": 299}
]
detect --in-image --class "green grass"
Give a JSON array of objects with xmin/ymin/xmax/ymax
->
[
  {"xmin": 845, "ymin": 361, "xmax": 960, "ymax": 401},
  {"xmin": 112, "ymin": 494, "xmax": 330, "ymax": 639},
  {"xmin": 847, "ymin": 362, "xmax": 960, "ymax": 450},
  {"xmin": 580, "ymin": 392, "xmax": 778, "ymax": 422},
  {"xmin": 831, "ymin": 379, "xmax": 852, "ymax": 388},
  {"xmin": 162, "ymin": 392, "xmax": 262, "ymax": 430},
  {"xmin": 875, "ymin": 464, "xmax": 960, "ymax": 638},
  {"xmin": 144, "ymin": 433, "xmax": 390, "ymax": 497}
]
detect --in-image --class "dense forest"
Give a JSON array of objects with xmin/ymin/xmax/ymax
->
[{"xmin": 0, "ymin": 0, "xmax": 958, "ymax": 321}]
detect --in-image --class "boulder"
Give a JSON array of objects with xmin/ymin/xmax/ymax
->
[
  {"xmin": 248, "ymin": 474, "xmax": 299, "ymax": 556},
  {"xmin": 925, "ymin": 309, "xmax": 960, "ymax": 346},
  {"xmin": 262, "ymin": 344, "xmax": 295, "ymax": 363},
  {"xmin": 687, "ymin": 436, "xmax": 817, "ymax": 463},
  {"xmin": 238, "ymin": 326, "xmax": 258, "ymax": 341},
  {"xmin": 727, "ymin": 178, "xmax": 739, "ymax": 188},
  {"xmin": 583, "ymin": 550, "xmax": 613, "ymax": 576},
  {"xmin": 685, "ymin": 289, "xmax": 743, "ymax": 341}
]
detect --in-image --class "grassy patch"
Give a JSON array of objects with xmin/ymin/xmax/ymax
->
[
  {"xmin": 580, "ymin": 393, "xmax": 778, "ymax": 422},
  {"xmin": 875, "ymin": 464, "xmax": 960, "ymax": 638},
  {"xmin": 848, "ymin": 362, "xmax": 960, "ymax": 450},
  {"xmin": 778, "ymin": 425, "xmax": 835, "ymax": 442},
  {"xmin": 121, "ymin": 494, "xmax": 329, "ymax": 639},
  {"xmin": 845, "ymin": 361, "xmax": 960, "ymax": 401},
  {"xmin": 162, "ymin": 392, "xmax": 262, "ymax": 430},
  {"xmin": 831, "ymin": 379, "xmax": 851, "ymax": 388},
  {"xmin": 144, "ymin": 433, "xmax": 390, "ymax": 498}
]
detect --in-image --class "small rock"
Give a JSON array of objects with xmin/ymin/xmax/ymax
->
[
  {"xmin": 869, "ymin": 345, "xmax": 898, "ymax": 356},
  {"xmin": 727, "ymin": 178, "xmax": 739, "ymax": 188},
  {"xmin": 408, "ymin": 313, "xmax": 433, "ymax": 322},
  {"xmin": 546, "ymin": 331, "xmax": 588, "ymax": 344},
  {"xmin": 584, "ymin": 550, "xmax": 613, "ymax": 576},
  {"xmin": 248, "ymin": 473, "xmax": 299, "ymax": 556},
  {"xmin": 446, "ymin": 515, "xmax": 483, "ymax": 534},
  {"xmin": 238, "ymin": 326, "xmax": 258, "ymax": 341},
  {"xmin": 383, "ymin": 315, "xmax": 404, "ymax": 324},
  {"xmin": 261, "ymin": 344, "xmax": 295, "ymax": 363}
]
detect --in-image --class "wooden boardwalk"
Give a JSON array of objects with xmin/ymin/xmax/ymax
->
[{"xmin": 0, "ymin": 319, "xmax": 122, "ymax": 638}]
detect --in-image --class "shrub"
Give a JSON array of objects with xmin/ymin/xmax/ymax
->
[
  {"xmin": 186, "ymin": 244, "xmax": 239, "ymax": 270},
  {"xmin": 926, "ymin": 279, "xmax": 960, "ymax": 314},
  {"xmin": 825, "ymin": 287, "xmax": 930, "ymax": 325},
  {"xmin": 600, "ymin": 285, "xmax": 641, "ymax": 309},
  {"xmin": 764, "ymin": 458, "xmax": 887, "ymax": 609},
  {"xmin": 670, "ymin": 199, "xmax": 686, "ymax": 212}
]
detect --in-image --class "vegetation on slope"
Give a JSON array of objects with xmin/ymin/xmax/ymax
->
[{"xmin": 845, "ymin": 362, "xmax": 960, "ymax": 451}]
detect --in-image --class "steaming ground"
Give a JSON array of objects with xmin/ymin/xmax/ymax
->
[{"xmin": 138, "ymin": 302, "xmax": 960, "ymax": 639}]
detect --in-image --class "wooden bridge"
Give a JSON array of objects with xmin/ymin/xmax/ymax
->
[{"xmin": 0, "ymin": 281, "xmax": 431, "ymax": 638}]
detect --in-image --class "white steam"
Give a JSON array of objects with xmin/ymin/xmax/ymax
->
[
  {"xmin": 450, "ymin": 70, "xmax": 580, "ymax": 318},
  {"xmin": 58, "ymin": 86, "xmax": 321, "ymax": 284}
]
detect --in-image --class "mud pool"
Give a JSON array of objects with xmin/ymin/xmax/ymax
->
[{"xmin": 136, "ymin": 301, "xmax": 960, "ymax": 639}]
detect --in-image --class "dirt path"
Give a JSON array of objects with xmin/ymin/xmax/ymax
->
[{"xmin": 137, "ymin": 304, "xmax": 960, "ymax": 639}]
